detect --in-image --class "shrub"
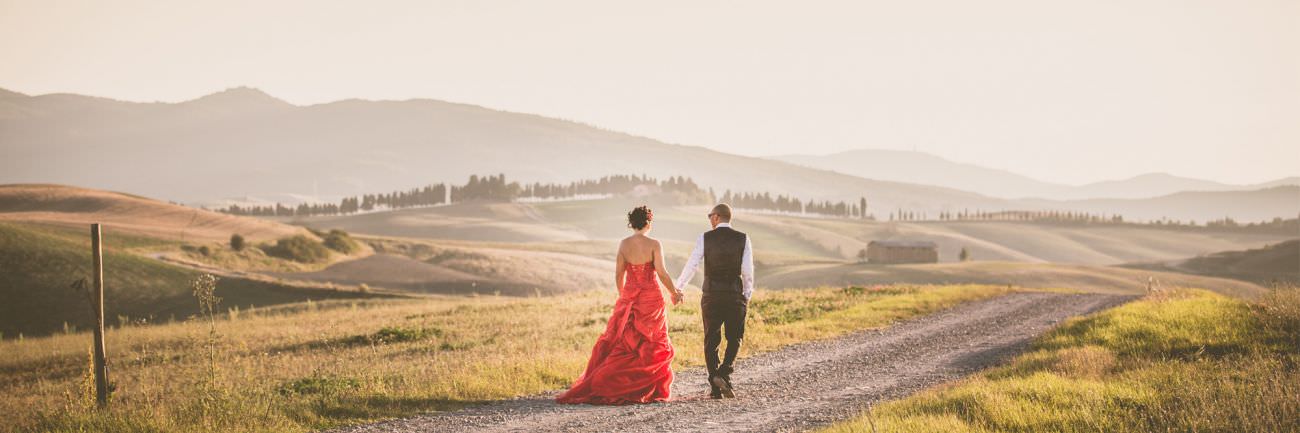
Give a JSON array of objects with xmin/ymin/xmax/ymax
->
[
  {"xmin": 197, "ymin": 245, "xmax": 212, "ymax": 256},
  {"xmin": 277, "ymin": 375, "xmax": 359, "ymax": 396},
  {"xmin": 373, "ymin": 326, "xmax": 436, "ymax": 343},
  {"xmin": 229, "ymin": 234, "xmax": 245, "ymax": 251},
  {"xmin": 342, "ymin": 326, "xmax": 441, "ymax": 346},
  {"xmin": 261, "ymin": 235, "xmax": 331, "ymax": 263},
  {"xmin": 322, "ymin": 229, "xmax": 360, "ymax": 254}
]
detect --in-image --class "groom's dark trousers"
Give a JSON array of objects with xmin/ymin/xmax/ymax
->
[
  {"xmin": 702, "ymin": 294, "xmax": 746, "ymax": 378},
  {"xmin": 701, "ymin": 226, "xmax": 749, "ymax": 379}
]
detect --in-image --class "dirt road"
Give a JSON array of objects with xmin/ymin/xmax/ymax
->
[{"xmin": 330, "ymin": 292, "xmax": 1131, "ymax": 433}]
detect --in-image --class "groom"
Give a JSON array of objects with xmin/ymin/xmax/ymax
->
[{"xmin": 676, "ymin": 203, "xmax": 755, "ymax": 399}]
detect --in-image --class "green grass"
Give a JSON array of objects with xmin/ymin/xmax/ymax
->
[
  {"xmin": 321, "ymin": 230, "xmax": 361, "ymax": 254},
  {"xmin": 820, "ymin": 287, "xmax": 1300, "ymax": 433},
  {"xmin": 0, "ymin": 283, "xmax": 1014, "ymax": 433},
  {"xmin": 261, "ymin": 235, "xmax": 333, "ymax": 263},
  {"xmin": 0, "ymin": 222, "xmax": 377, "ymax": 337}
]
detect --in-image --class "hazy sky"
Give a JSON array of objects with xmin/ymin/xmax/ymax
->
[{"xmin": 2, "ymin": 0, "xmax": 1296, "ymax": 185}]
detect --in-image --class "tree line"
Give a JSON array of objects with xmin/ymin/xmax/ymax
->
[
  {"xmin": 887, "ymin": 208, "xmax": 1298, "ymax": 234},
  {"xmin": 918, "ymin": 209, "xmax": 1123, "ymax": 223},
  {"xmin": 718, "ymin": 190, "xmax": 871, "ymax": 219},
  {"xmin": 520, "ymin": 174, "xmax": 702, "ymax": 199},
  {"xmin": 218, "ymin": 174, "xmax": 714, "ymax": 217},
  {"xmin": 216, "ymin": 174, "xmax": 1296, "ymax": 233}
]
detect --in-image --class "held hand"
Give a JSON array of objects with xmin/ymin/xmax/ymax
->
[{"xmin": 670, "ymin": 290, "xmax": 683, "ymax": 305}]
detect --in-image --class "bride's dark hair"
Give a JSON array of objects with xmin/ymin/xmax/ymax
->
[{"xmin": 627, "ymin": 205, "xmax": 653, "ymax": 230}]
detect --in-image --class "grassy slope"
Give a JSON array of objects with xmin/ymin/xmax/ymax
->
[
  {"xmin": 820, "ymin": 288, "xmax": 1299, "ymax": 433},
  {"xmin": 1, "ymin": 284, "xmax": 1014, "ymax": 433},
  {"xmin": 297, "ymin": 198, "xmax": 1293, "ymax": 267},
  {"xmin": 290, "ymin": 201, "xmax": 1273, "ymax": 298},
  {"xmin": 280, "ymin": 237, "xmax": 613, "ymax": 295},
  {"xmin": 0, "ymin": 222, "xmax": 380, "ymax": 337},
  {"xmin": 290, "ymin": 202, "xmax": 588, "ymax": 243},
  {"xmin": 754, "ymin": 215, "xmax": 1294, "ymax": 264},
  {"xmin": 1130, "ymin": 238, "xmax": 1300, "ymax": 285},
  {"xmin": 0, "ymin": 184, "xmax": 307, "ymax": 243},
  {"xmin": 761, "ymin": 261, "xmax": 1268, "ymax": 299}
]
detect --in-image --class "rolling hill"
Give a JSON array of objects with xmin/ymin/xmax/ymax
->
[
  {"xmin": 1019, "ymin": 185, "xmax": 1300, "ymax": 223},
  {"xmin": 295, "ymin": 237, "xmax": 615, "ymax": 296},
  {"xmin": 0, "ymin": 186, "xmax": 1282, "ymax": 336},
  {"xmin": 1125, "ymin": 239, "xmax": 1300, "ymax": 285},
  {"xmin": 0, "ymin": 222, "xmax": 382, "ymax": 337},
  {"xmin": 0, "ymin": 184, "xmax": 308, "ymax": 243},
  {"xmin": 293, "ymin": 197, "xmax": 1296, "ymax": 266},
  {"xmin": 758, "ymin": 261, "xmax": 1268, "ymax": 299},
  {"xmin": 773, "ymin": 149, "xmax": 1299, "ymax": 200},
  {"xmin": 0, "ymin": 87, "xmax": 1001, "ymax": 215}
]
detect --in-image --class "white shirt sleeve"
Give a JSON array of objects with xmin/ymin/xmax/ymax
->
[
  {"xmin": 741, "ymin": 235, "xmax": 755, "ymax": 300},
  {"xmin": 675, "ymin": 233, "xmax": 705, "ymax": 290}
]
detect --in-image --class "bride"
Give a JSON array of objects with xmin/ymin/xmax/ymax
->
[{"xmin": 556, "ymin": 205, "xmax": 684, "ymax": 404}]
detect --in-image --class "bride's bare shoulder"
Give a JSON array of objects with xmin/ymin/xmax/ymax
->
[{"xmin": 617, "ymin": 236, "xmax": 638, "ymax": 250}]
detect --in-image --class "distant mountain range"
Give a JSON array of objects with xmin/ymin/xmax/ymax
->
[
  {"xmin": 0, "ymin": 87, "xmax": 997, "ymax": 212},
  {"xmin": 2, "ymin": 86, "xmax": 1296, "ymax": 222},
  {"xmin": 771, "ymin": 149, "xmax": 1299, "ymax": 200}
]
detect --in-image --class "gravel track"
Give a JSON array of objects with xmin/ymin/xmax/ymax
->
[{"xmin": 329, "ymin": 292, "xmax": 1132, "ymax": 433}]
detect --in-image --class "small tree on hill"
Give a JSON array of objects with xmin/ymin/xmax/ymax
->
[
  {"xmin": 230, "ymin": 234, "xmax": 245, "ymax": 251},
  {"xmin": 857, "ymin": 248, "xmax": 868, "ymax": 264},
  {"xmin": 322, "ymin": 230, "xmax": 360, "ymax": 254},
  {"xmin": 959, "ymin": 247, "xmax": 970, "ymax": 262}
]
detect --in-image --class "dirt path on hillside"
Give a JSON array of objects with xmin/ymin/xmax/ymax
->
[{"xmin": 329, "ymin": 292, "xmax": 1131, "ymax": 433}]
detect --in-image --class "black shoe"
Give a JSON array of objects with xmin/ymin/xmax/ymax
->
[
  {"xmin": 717, "ymin": 365, "xmax": 734, "ymax": 377},
  {"xmin": 710, "ymin": 375, "xmax": 735, "ymax": 399}
]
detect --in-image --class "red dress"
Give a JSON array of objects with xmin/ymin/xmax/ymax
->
[{"xmin": 556, "ymin": 261, "xmax": 674, "ymax": 404}]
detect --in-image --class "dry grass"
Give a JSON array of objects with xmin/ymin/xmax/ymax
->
[
  {"xmin": 304, "ymin": 198, "xmax": 1295, "ymax": 266},
  {"xmin": 0, "ymin": 184, "xmax": 306, "ymax": 243},
  {"xmin": 760, "ymin": 260, "xmax": 1269, "ymax": 298},
  {"xmin": 819, "ymin": 286, "xmax": 1300, "ymax": 433},
  {"xmin": 0, "ymin": 222, "xmax": 381, "ymax": 337},
  {"xmin": 0, "ymin": 283, "xmax": 1013, "ymax": 433}
]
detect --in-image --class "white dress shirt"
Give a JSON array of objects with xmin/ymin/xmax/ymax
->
[{"xmin": 675, "ymin": 222, "xmax": 755, "ymax": 300}]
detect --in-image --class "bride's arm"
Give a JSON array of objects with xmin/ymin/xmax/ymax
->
[
  {"xmin": 615, "ymin": 242, "xmax": 626, "ymax": 293},
  {"xmin": 652, "ymin": 241, "xmax": 682, "ymax": 303}
]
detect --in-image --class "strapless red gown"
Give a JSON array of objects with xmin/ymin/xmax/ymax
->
[{"xmin": 556, "ymin": 262, "xmax": 674, "ymax": 404}]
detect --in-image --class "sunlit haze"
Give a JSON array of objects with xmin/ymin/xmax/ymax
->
[{"xmin": 2, "ymin": 0, "xmax": 1296, "ymax": 184}]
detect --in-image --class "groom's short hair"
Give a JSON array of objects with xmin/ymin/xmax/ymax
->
[{"xmin": 711, "ymin": 203, "xmax": 732, "ymax": 222}]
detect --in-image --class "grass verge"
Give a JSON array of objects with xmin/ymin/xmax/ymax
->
[{"xmin": 820, "ymin": 287, "xmax": 1300, "ymax": 433}]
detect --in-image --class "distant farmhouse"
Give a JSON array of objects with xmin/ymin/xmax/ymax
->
[{"xmin": 866, "ymin": 240, "xmax": 938, "ymax": 264}]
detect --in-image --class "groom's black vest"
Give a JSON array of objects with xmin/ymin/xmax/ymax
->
[{"xmin": 702, "ymin": 226, "xmax": 747, "ymax": 299}]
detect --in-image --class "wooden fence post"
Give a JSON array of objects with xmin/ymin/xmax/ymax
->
[{"xmin": 91, "ymin": 223, "xmax": 109, "ymax": 407}]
